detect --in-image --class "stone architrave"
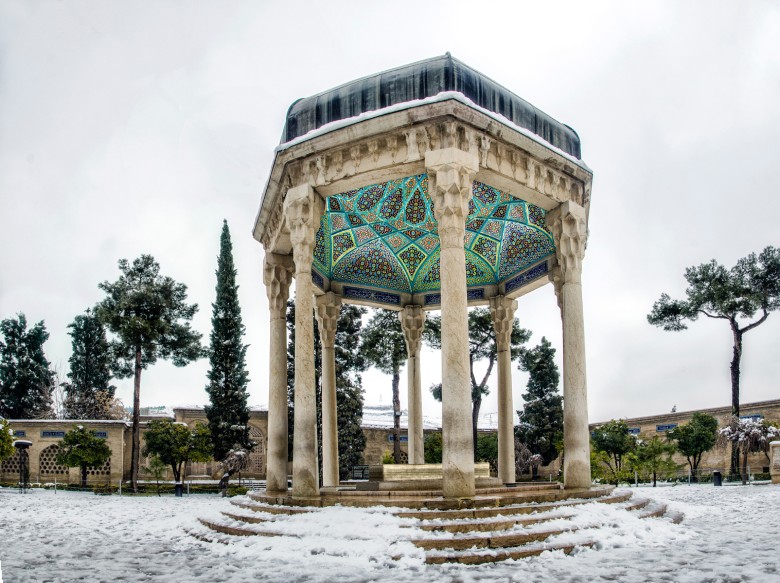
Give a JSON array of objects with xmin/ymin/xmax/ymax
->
[
  {"xmin": 315, "ymin": 292, "xmax": 341, "ymax": 488},
  {"xmin": 399, "ymin": 305, "xmax": 426, "ymax": 465},
  {"xmin": 489, "ymin": 295, "xmax": 518, "ymax": 485},
  {"xmin": 284, "ymin": 183, "xmax": 325, "ymax": 498},
  {"xmin": 548, "ymin": 200, "xmax": 591, "ymax": 489},
  {"xmin": 263, "ymin": 253, "xmax": 294, "ymax": 495},
  {"xmin": 426, "ymin": 147, "xmax": 479, "ymax": 498}
]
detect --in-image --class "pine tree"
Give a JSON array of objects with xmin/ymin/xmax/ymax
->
[
  {"xmin": 97, "ymin": 255, "xmax": 203, "ymax": 492},
  {"xmin": 205, "ymin": 221, "xmax": 252, "ymax": 467},
  {"xmin": 0, "ymin": 313, "xmax": 53, "ymax": 419},
  {"xmin": 63, "ymin": 309, "xmax": 117, "ymax": 419},
  {"xmin": 516, "ymin": 337, "xmax": 564, "ymax": 468},
  {"xmin": 286, "ymin": 299, "xmax": 367, "ymax": 480},
  {"xmin": 360, "ymin": 310, "xmax": 406, "ymax": 462}
]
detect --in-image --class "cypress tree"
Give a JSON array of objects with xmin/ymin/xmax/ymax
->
[
  {"xmin": 516, "ymin": 336, "xmax": 564, "ymax": 467},
  {"xmin": 64, "ymin": 309, "xmax": 116, "ymax": 419},
  {"xmin": 0, "ymin": 313, "xmax": 53, "ymax": 419},
  {"xmin": 205, "ymin": 220, "xmax": 252, "ymax": 464}
]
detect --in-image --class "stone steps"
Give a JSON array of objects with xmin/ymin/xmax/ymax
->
[
  {"xmin": 394, "ymin": 489, "xmax": 628, "ymax": 520},
  {"xmin": 193, "ymin": 487, "xmax": 684, "ymax": 565}
]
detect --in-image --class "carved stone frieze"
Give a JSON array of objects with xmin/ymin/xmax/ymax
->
[
  {"xmin": 425, "ymin": 148, "xmax": 479, "ymax": 249},
  {"xmin": 283, "ymin": 183, "xmax": 324, "ymax": 273},
  {"xmin": 399, "ymin": 305, "xmax": 426, "ymax": 355},
  {"xmin": 263, "ymin": 253, "xmax": 294, "ymax": 319},
  {"xmin": 548, "ymin": 201, "xmax": 588, "ymax": 286},
  {"xmin": 315, "ymin": 292, "xmax": 341, "ymax": 348},
  {"xmin": 489, "ymin": 295, "xmax": 517, "ymax": 353}
]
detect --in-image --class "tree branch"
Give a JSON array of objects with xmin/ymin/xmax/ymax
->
[{"xmin": 740, "ymin": 308, "xmax": 769, "ymax": 334}]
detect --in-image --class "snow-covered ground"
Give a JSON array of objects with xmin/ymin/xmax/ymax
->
[{"xmin": 0, "ymin": 484, "xmax": 778, "ymax": 582}]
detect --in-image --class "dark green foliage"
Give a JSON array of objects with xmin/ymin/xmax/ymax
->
[
  {"xmin": 515, "ymin": 337, "xmax": 563, "ymax": 466},
  {"xmin": 591, "ymin": 419, "xmax": 637, "ymax": 483},
  {"xmin": 286, "ymin": 300, "xmax": 367, "ymax": 480},
  {"xmin": 97, "ymin": 255, "xmax": 203, "ymax": 491},
  {"xmin": 424, "ymin": 431, "xmax": 443, "ymax": 463},
  {"xmin": 475, "ymin": 432, "xmax": 498, "ymax": 474},
  {"xmin": 423, "ymin": 308, "xmax": 530, "ymax": 452},
  {"xmin": 204, "ymin": 221, "xmax": 252, "ymax": 463},
  {"xmin": 142, "ymin": 419, "xmax": 212, "ymax": 483},
  {"xmin": 360, "ymin": 310, "xmax": 406, "ymax": 462},
  {"xmin": 648, "ymin": 246, "xmax": 780, "ymax": 473},
  {"xmin": 63, "ymin": 309, "xmax": 117, "ymax": 419},
  {"xmin": 0, "ymin": 313, "xmax": 53, "ymax": 419},
  {"xmin": 0, "ymin": 418, "xmax": 14, "ymax": 461},
  {"xmin": 629, "ymin": 437, "xmax": 678, "ymax": 487},
  {"xmin": 667, "ymin": 412, "xmax": 719, "ymax": 473},
  {"xmin": 56, "ymin": 425, "xmax": 112, "ymax": 487}
]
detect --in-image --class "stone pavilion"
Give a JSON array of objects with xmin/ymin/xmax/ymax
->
[{"xmin": 254, "ymin": 54, "xmax": 594, "ymax": 499}]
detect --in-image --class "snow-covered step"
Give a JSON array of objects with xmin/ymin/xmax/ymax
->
[
  {"xmin": 412, "ymin": 525, "xmax": 581, "ymax": 552},
  {"xmin": 634, "ymin": 501, "xmax": 668, "ymax": 519},
  {"xmin": 425, "ymin": 540, "xmax": 597, "ymax": 565},
  {"xmin": 416, "ymin": 510, "xmax": 575, "ymax": 534},
  {"xmin": 395, "ymin": 489, "xmax": 629, "ymax": 521},
  {"xmin": 230, "ymin": 499, "xmax": 313, "ymax": 515}
]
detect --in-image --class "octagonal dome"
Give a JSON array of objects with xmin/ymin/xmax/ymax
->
[{"xmin": 312, "ymin": 174, "xmax": 554, "ymax": 295}]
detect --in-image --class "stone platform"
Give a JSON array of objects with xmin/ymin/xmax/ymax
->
[{"xmin": 192, "ymin": 483, "xmax": 684, "ymax": 565}]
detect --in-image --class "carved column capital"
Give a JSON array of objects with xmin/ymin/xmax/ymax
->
[
  {"xmin": 489, "ymin": 295, "xmax": 517, "ymax": 353},
  {"xmin": 315, "ymin": 292, "xmax": 341, "ymax": 349},
  {"xmin": 263, "ymin": 253, "xmax": 294, "ymax": 319},
  {"xmin": 399, "ymin": 305, "xmax": 426, "ymax": 356},
  {"xmin": 283, "ymin": 183, "xmax": 324, "ymax": 273},
  {"xmin": 425, "ymin": 148, "xmax": 479, "ymax": 249},
  {"xmin": 548, "ymin": 201, "xmax": 588, "ymax": 285}
]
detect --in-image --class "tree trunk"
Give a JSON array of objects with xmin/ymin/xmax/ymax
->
[
  {"xmin": 729, "ymin": 325, "xmax": 743, "ymax": 477},
  {"xmin": 392, "ymin": 368, "xmax": 401, "ymax": 463},
  {"xmin": 130, "ymin": 348, "xmax": 142, "ymax": 493},
  {"xmin": 81, "ymin": 463, "xmax": 88, "ymax": 488},
  {"xmin": 652, "ymin": 471, "xmax": 657, "ymax": 487},
  {"xmin": 741, "ymin": 447, "xmax": 749, "ymax": 485},
  {"xmin": 472, "ymin": 396, "xmax": 482, "ymax": 456}
]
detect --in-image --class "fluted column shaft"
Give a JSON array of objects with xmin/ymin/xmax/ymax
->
[
  {"xmin": 316, "ymin": 292, "xmax": 341, "ymax": 488},
  {"xmin": 399, "ymin": 305, "xmax": 426, "ymax": 464},
  {"xmin": 284, "ymin": 183, "xmax": 324, "ymax": 498},
  {"xmin": 426, "ymin": 147, "xmax": 479, "ymax": 498},
  {"xmin": 549, "ymin": 200, "xmax": 591, "ymax": 489},
  {"xmin": 490, "ymin": 295, "xmax": 518, "ymax": 485},
  {"xmin": 263, "ymin": 253, "xmax": 294, "ymax": 495}
]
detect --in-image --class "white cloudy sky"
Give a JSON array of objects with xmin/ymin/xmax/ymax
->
[{"xmin": 1, "ymin": 1, "xmax": 778, "ymax": 425}]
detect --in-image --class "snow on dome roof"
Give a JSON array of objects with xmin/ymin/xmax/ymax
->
[{"xmin": 281, "ymin": 53, "xmax": 582, "ymax": 159}]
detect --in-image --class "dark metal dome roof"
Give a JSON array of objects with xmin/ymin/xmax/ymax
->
[{"xmin": 281, "ymin": 53, "xmax": 581, "ymax": 159}]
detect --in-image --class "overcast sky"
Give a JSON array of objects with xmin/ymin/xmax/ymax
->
[{"xmin": 1, "ymin": 1, "xmax": 778, "ymax": 426}]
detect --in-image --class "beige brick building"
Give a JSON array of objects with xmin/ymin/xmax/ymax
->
[{"xmin": 3, "ymin": 399, "xmax": 777, "ymax": 485}]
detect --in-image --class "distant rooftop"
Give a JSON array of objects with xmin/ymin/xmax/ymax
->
[{"xmin": 282, "ymin": 53, "xmax": 581, "ymax": 158}]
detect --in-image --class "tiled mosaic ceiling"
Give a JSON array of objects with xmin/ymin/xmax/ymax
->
[{"xmin": 313, "ymin": 174, "xmax": 554, "ymax": 294}]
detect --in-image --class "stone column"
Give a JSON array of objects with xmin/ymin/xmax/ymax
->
[
  {"xmin": 399, "ymin": 305, "xmax": 426, "ymax": 465},
  {"xmin": 770, "ymin": 441, "xmax": 780, "ymax": 485},
  {"xmin": 315, "ymin": 292, "xmax": 341, "ymax": 488},
  {"xmin": 426, "ymin": 147, "xmax": 479, "ymax": 498},
  {"xmin": 548, "ymin": 200, "xmax": 591, "ymax": 489},
  {"xmin": 284, "ymin": 183, "xmax": 324, "ymax": 498},
  {"xmin": 490, "ymin": 295, "xmax": 518, "ymax": 485},
  {"xmin": 263, "ymin": 252, "xmax": 293, "ymax": 495}
]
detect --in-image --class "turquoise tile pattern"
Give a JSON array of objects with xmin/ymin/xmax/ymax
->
[{"xmin": 312, "ymin": 174, "xmax": 554, "ymax": 295}]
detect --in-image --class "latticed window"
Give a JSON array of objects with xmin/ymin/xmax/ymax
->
[
  {"xmin": 87, "ymin": 457, "xmax": 111, "ymax": 476},
  {"xmin": 39, "ymin": 444, "xmax": 68, "ymax": 476},
  {"xmin": 1, "ymin": 452, "xmax": 22, "ymax": 474},
  {"xmin": 249, "ymin": 426, "xmax": 266, "ymax": 474}
]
